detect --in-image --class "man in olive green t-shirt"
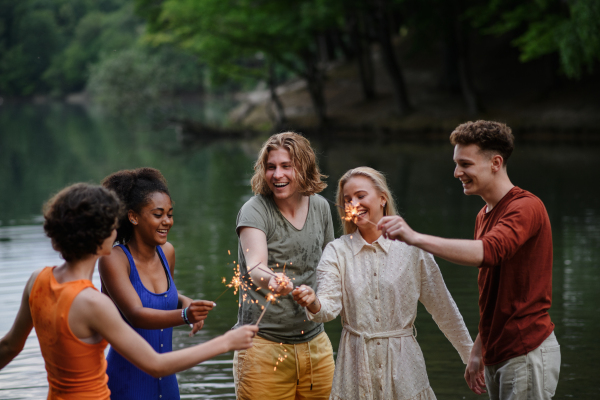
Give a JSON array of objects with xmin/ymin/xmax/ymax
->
[{"xmin": 232, "ymin": 132, "xmax": 335, "ymax": 400}]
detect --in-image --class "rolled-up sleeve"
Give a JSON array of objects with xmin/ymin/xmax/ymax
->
[
  {"xmin": 306, "ymin": 243, "xmax": 343, "ymax": 323},
  {"xmin": 418, "ymin": 250, "xmax": 473, "ymax": 364},
  {"xmin": 480, "ymin": 199, "xmax": 541, "ymax": 268}
]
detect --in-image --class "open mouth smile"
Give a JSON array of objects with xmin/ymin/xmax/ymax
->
[{"xmin": 273, "ymin": 182, "xmax": 290, "ymax": 188}]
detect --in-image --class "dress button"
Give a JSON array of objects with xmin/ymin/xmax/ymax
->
[
  {"xmin": 164, "ymin": 294, "xmax": 167, "ymax": 297},
  {"xmin": 376, "ymin": 318, "xmax": 379, "ymax": 322},
  {"xmin": 377, "ymin": 342, "xmax": 380, "ymax": 345},
  {"xmin": 161, "ymin": 344, "xmax": 163, "ymax": 347},
  {"xmin": 159, "ymin": 377, "xmax": 162, "ymax": 380},
  {"xmin": 159, "ymin": 396, "xmax": 162, "ymax": 398},
  {"xmin": 375, "ymin": 296, "xmax": 378, "ymax": 300},
  {"xmin": 374, "ymin": 273, "xmax": 377, "ymax": 276},
  {"xmin": 161, "ymin": 329, "xmax": 163, "ymax": 332}
]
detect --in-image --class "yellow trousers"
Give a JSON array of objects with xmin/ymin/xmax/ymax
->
[{"xmin": 233, "ymin": 331, "xmax": 335, "ymax": 400}]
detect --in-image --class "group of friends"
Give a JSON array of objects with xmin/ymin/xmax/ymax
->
[{"xmin": 0, "ymin": 120, "xmax": 560, "ymax": 400}]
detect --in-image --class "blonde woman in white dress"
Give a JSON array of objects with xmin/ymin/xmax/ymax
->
[{"xmin": 292, "ymin": 167, "xmax": 473, "ymax": 400}]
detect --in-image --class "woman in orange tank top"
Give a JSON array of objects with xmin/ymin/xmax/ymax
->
[{"xmin": 0, "ymin": 183, "xmax": 257, "ymax": 399}]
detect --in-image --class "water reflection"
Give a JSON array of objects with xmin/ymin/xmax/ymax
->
[{"xmin": 0, "ymin": 104, "xmax": 599, "ymax": 399}]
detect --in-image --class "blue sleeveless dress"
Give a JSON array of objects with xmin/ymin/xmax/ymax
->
[{"xmin": 106, "ymin": 244, "xmax": 181, "ymax": 400}]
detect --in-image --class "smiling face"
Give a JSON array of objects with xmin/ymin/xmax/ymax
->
[
  {"xmin": 342, "ymin": 175, "xmax": 386, "ymax": 229},
  {"xmin": 265, "ymin": 147, "xmax": 300, "ymax": 201},
  {"xmin": 453, "ymin": 143, "xmax": 498, "ymax": 196},
  {"xmin": 129, "ymin": 191, "xmax": 173, "ymax": 246}
]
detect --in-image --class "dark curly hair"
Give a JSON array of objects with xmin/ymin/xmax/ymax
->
[
  {"xmin": 43, "ymin": 183, "xmax": 124, "ymax": 262},
  {"xmin": 101, "ymin": 168, "xmax": 171, "ymax": 244},
  {"xmin": 450, "ymin": 120, "xmax": 514, "ymax": 165}
]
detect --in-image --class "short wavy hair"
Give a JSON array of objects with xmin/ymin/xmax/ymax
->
[
  {"xmin": 101, "ymin": 167, "xmax": 171, "ymax": 244},
  {"xmin": 450, "ymin": 120, "xmax": 514, "ymax": 165},
  {"xmin": 251, "ymin": 132, "xmax": 327, "ymax": 196},
  {"xmin": 43, "ymin": 183, "xmax": 123, "ymax": 262},
  {"xmin": 336, "ymin": 167, "xmax": 397, "ymax": 235}
]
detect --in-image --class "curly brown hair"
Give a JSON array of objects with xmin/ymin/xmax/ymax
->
[
  {"xmin": 101, "ymin": 167, "xmax": 171, "ymax": 244},
  {"xmin": 251, "ymin": 132, "xmax": 327, "ymax": 196},
  {"xmin": 43, "ymin": 183, "xmax": 123, "ymax": 262},
  {"xmin": 450, "ymin": 120, "xmax": 514, "ymax": 165}
]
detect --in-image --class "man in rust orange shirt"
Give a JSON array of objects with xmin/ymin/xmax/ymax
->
[{"xmin": 377, "ymin": 120, "xmax": 560, "ymax": 399}]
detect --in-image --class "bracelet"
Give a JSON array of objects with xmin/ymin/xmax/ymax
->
[{"xmin": 182, "ymin": 307, "xmax": 191, "ymax": 325}]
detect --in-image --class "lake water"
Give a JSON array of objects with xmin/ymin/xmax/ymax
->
[{"xmin": 0, "ymin": 103, "xmax": 599, "ymax": 399}]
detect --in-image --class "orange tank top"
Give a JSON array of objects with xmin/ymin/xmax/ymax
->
[{"xmin": 29, "ymin": 267, "xmax": 110, "ymax": 400}]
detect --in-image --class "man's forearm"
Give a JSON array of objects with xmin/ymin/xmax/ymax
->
[{"xmin": 412, "ymin": 234, "xmax": 484, "ymax": 267}]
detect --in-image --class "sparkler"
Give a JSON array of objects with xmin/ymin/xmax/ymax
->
[
  {"xmin": 255, "ymin": 293, "xmax": 277, "ymax": 326},
  {"xmin": 324, "ymin": 198, "xmax": 378, "ymax": 226}
]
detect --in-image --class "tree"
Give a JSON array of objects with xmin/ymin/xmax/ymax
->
[
  {"xmin": 137, "ymin": 0, "xmax": 341, "ymax": 126},
  {"xmin": 468, "ymin": 0, "xmax": 600, "ymax": 79}
]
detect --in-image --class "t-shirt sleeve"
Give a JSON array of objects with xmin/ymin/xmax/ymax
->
[
  {"xmin": 479, "ymin": 197, "xmax": 543, "ymax": 268},
  {"xmin": 236, "ymin": 196, "xmax": 271, "ymax": 238}
]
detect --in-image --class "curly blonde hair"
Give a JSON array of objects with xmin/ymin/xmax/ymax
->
[
  {"xmin": 251, "ymin": 132, "xmax": 327, "ymax": 196},
  {"xmin": 336, "ymin": 167, "xmax": 397, "ymax": 235}
]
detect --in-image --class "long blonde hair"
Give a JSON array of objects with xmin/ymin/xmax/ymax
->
[
  {"xmin": 336, "ymin": 167, "xmax": 397, "ymax": 234},
  {"xmin": 250, "ymin": 132, "xmax": 327, "ymax": 196}
]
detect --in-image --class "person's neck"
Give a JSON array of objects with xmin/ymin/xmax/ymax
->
[
  {"xmin": 481, "ymin": 174, "xmax": 514, "ymax": 212},
  {"xmin": 273, "ymin": 192, "xmax": 306, "ymax": 218},
  {"xmin": 54, "ymin": 255, "xmax": 98, "ymax": 283},
  {"xmin": 358, "ymin": 225, "xmax": 381, "ymax": 244},
  {"xmin": 127, "ymin": 237, "xmax": 157, "ymax": 263}
]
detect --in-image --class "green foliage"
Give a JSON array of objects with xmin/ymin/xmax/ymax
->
[
  {"xmin": 138, "ymin": 0, "xmax": 340, "ymax": 81},
  {"xmin": 43, "ymin": 4, "xmax": 141, "ymax": 95},
  {"xmin": 86, "ymin": 45, "xmax": 203, "ymax": 114},
  {"xmin": 468, "ymin": 0, "xmax": 600, "ymax": 78},
  {"xmin": 0, "ymin": 0, "xmax": 126, "ymax": 96}
]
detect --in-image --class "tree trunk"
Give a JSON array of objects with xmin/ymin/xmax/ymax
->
[
  {"xmin": 267, "ymin": 61, "xmax": 286, "ymax": 127},
  {"xmin": 302, "ymin": 52, "xmax": 327, "ymax": 126},
  {"xmin": 372, "ymin": 0, "xmax": 411, "ymax": 115},
  {"xmin": 455, "ymin": 19, "xmax": 480, "ymax": 116},
  {"xmin": 348, "ymin": 12, "xmax": 376, "ymax": 100}
]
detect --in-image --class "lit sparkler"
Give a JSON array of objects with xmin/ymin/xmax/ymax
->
[
  {"xmin": 324, "ymin": 197, "xmax": 378, "ymax": 226},
  {"xmin": 255, "ymin": 293, "xmax": 277, "ymax": 326}
]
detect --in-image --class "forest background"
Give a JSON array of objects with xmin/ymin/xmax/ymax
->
[{"xmin": 1, "ymin": 0, "xmax": 599, "ymax": 137}]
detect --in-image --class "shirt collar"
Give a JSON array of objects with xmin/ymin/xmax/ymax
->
[{"xmin": 348, "ymin": 229, "xmax": 392, "ymax": 255}]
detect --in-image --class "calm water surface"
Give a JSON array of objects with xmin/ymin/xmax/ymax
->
[{"xmin": 0, "ymin": 103, "xmax": 598, "ymax": 399}]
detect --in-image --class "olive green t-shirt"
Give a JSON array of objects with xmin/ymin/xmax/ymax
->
[{"xmin": 234, "ymin": 194, "xmax": 335, "ymax": 343}]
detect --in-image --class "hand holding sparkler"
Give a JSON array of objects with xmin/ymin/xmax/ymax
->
[
  {"xmin": 268, "ymin": 272, "xmax": 293, "ymax": 296},
  {"xmin": 222, "ymin": 325, "xmax": 259, "ymax": 351},
  {"xmin": 292, "ymin": 285, "xmax": 321, "ymax": 314},
  {"xmin": 183, "ymin": 300, "xmax": 215, "ymax": 337},
  {"xmin": 377, "ymin": 215, "xmax": 418, "ymax": 244}
]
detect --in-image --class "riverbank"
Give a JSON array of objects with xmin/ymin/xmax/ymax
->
[{"xmin": 229, "ymin": 38, "xmax": 600, "ymax": 143}]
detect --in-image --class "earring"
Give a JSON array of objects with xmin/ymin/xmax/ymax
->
[{"xmin": 130, "ymin": 220, "xmax": 137, "ymax": 225}]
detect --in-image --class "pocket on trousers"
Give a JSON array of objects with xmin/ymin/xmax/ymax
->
[{"xmin": 542, "ymin": 345, "xmax": 561, "ymax": 396}]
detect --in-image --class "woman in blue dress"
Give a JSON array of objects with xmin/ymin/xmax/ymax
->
[{"xmin": 99, "ymin": 168, "xmax": 215, "ymax": 400}]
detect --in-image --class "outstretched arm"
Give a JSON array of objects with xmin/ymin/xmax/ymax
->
[
  {"xmin": 377, "ymin": 216, "xmax": 483, "ymax": 267},
  {"xmin": 0, "ymin": 270, "xmax": 39, "ymax": 370},
  {"xmin": 99, "ymin": 246, "xmax": 213, "ymax": 330},
  {"xmin": 79, "ymin": 289, "xmax": 257, "ymax": 378}
]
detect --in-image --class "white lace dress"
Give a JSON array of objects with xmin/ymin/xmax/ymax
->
[{"xmin": 307, "ymin": 231, "xmax": 473, "ymax": 400}]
